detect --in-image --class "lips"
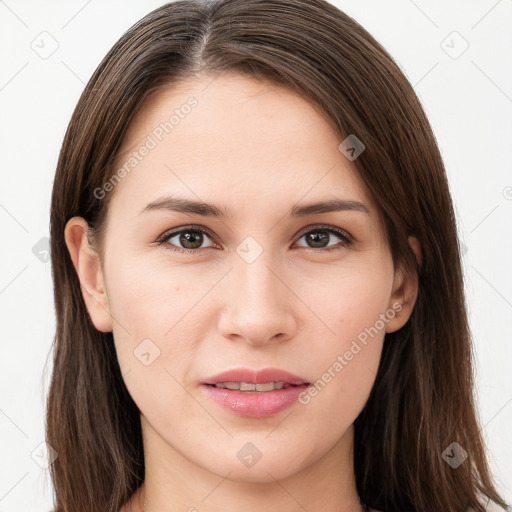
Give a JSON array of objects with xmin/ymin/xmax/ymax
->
[
  {"xmin": 202, "ymin": 367, "xmax": 310, "ymax": 386},
  {"xmin": 201, "ymin": 367, "xmax": 311, "ymax": 418},
  {"xmin": 202, "ymin": 384, "xmax": 309, "ymax": 418}
]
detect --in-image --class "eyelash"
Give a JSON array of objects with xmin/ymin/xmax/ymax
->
[{"xmin": 156, "ymin": 224, "xmax": 354, "ymax": 254}]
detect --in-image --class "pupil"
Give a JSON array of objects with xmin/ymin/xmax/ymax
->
[
  {"xmin": 181, "ymin": 231, "xmax": 203, "ymax": 249},
  {"xmin": 307, "ymin": 231, "xmax": 328, "ymax": 248}
]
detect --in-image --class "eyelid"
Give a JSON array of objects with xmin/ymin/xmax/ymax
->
[{"xmin": 156, "ymin": 223, "xmax": 354, "ymax": 253}]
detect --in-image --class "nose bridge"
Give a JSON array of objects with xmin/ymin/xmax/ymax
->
[
  {"xmin": 234, "ymin": 246, "xmax": 284, "ymax": 318},
  {"xmin": 218, "ymin": 243, "xmax": 296, "ymax": 344},
  {"xmin": 234, "ymin": 230, "xmax": 281, "ymax": 302}
]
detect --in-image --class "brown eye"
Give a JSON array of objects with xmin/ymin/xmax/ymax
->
[
  {"xmin": 158, "ymin": 227, "xmax": 216, "ymax": 253},
  {"xmin": 157, "ymin": 225, "xmax": 353, "ymax": 254},
  {"xmin": 295, "ymin": 227, "xmax": 353, "ymax": 252}
]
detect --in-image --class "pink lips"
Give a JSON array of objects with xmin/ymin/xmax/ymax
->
[{"xmin": 201, "ymin": 367, "xmax": 310, "ymax": 419}]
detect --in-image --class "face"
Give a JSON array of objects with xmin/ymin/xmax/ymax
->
[{"xmin": 66, "ymin": 72, "xmax": 418, "ymax": 484}]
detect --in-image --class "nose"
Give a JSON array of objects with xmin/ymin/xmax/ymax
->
[{"xmin": 217, "ymin": 255, "xmax": 297, "ymax": 346}]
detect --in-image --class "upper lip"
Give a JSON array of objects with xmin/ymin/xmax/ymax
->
[{"xmin": 203, "ymin": 367, "xmax": 309, "ymax": 386}]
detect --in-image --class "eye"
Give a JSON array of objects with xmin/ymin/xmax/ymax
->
[
  {"xmin": 156, "ymin": 224, "xmax": 354, "ymax": 254},
  {"xmin": 294, "ymin": 225, "xmax": 353, "ymax": 252},
  {"xmin": 157, "ymin": 225, "xmax": 217, "ymax": 253}
]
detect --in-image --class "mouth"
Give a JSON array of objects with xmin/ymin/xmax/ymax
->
[{"xmin": 200, "ymin": 368, "xmax": 311, "ymax": 418}]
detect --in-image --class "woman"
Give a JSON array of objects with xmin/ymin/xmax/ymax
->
[{"xmin": 45, "ymin": 1, "xmax": 510, "ymax": 511}]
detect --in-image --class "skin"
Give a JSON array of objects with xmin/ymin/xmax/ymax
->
[{"xmin": 65, "ymin": 72, "xmax": 421, "ymax": 512}]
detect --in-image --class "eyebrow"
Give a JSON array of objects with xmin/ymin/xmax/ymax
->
[{"xmin": 140, "ymin": 196, "xmax": 370, "ymax": 218}]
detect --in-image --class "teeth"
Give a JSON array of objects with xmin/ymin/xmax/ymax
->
[{"xmin": 213, "ymin": 381, "xmax": 289, "ymax": 391}]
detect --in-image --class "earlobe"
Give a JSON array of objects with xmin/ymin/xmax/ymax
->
[
  {"xmin": 64, "ymin": 217, "xmax": 113, "ymax": 333},
  {"xmin": 385, "ymin": 236, "xmax": 421, "ymax": 334}
]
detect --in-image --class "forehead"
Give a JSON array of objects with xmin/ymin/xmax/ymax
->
[{"xmin": 108, "ymin": 72, "xmax": 379, "ymax": 222}]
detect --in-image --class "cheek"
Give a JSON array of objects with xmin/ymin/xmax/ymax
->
[
  {"xmin": 105, "ymin": 255, "xmax": 205, "ymax": 379},
  {"xmin": 105, "ymin": 258, "xmax": 204, "ymax": 426},
  {"xmin": 295, "ymin": 264, "xmax": 392, "ymax": 413},
  {"xmin": 301, "ymin": 257, "xmax": 393, "ymax": 345}
]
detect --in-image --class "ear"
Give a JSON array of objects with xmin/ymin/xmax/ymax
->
[
  {"xmin": 385, "ymin": 236, "xmax": 422, "ymax": 333},
  {"xmin": 64, "ymin": 216, "xmax": 113, "ymax": 333}
]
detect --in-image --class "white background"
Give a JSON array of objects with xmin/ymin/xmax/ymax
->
[{"xmin": 0, "ymin": 0, "xmax": 511, "ymax": 510}]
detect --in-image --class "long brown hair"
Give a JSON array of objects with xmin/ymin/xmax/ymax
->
[{"xmin": 46, "ymin": 1, "xmax": 510, "ymax": 511}]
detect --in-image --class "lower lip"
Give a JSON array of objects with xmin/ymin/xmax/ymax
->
[{"xmin": 201, "ymin": 384, "xmax": 309, "ymax": 418}]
